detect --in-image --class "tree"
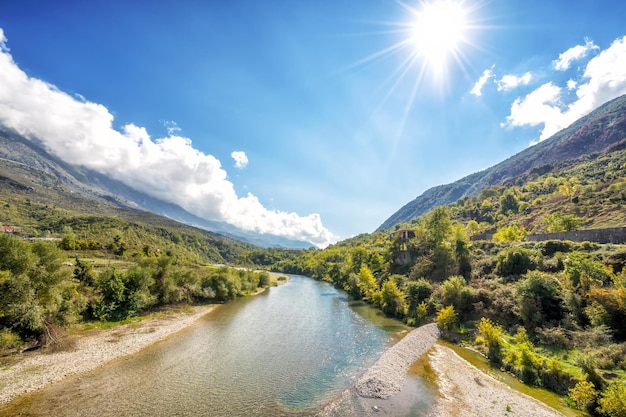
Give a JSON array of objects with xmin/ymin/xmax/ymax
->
[
  {"xmin": 516, "ymin": 271, "xmax": 564, "ymax": 331},
  {"xmin": 440, "ymin": 275, "xmax": 475, "ymax": 315},
  {"xmin": 357, "ymin": 265, "xmax": 378, "ymax": 300},
  {"xmin": 495, "ymin": 247, "xmax": 536, "ymax": 277},
  {"xmin": 426, "ymin": 207, "xmax": 452, "ymax": 247},
  {"xmin": 0, "ymin": 236, "xmax": 84, "ymax": 342},
  {"xmin": 543, "ymin": 212, "xmax": 582, "ymax": 232},
  {"xmin": 477, "ymin": 317, "xmax": 503, "ymax": 364},
  {"xmin": 452, "ymin": 223, "xmax": 471, "ymax": 278},
  {"xmin": 405, "ymin": 279, "xmax": 432, "ymax": 314},
  {"xmin": 493, "ymin": 224, "xmax": 527, "ymax": 242},
  {"xmin": 436, "ymin": 305, "xmax": 457, "ymax": 331},
  {"xmin": 380, "ymin": 277, "xmax": 407, "ymax": 318},
  {"xmin": 500, "ymin": 190, "xmax": 519, "ymax": 215}
]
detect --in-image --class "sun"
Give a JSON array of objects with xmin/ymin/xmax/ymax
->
[{"xmin": 409, "ymin": 0, "xmax": 469, "ymax": 72}]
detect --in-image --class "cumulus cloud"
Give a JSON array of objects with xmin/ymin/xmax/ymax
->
[
  {"xmin": 0, "ymin": 29, "xmax": 335, "ymax": 247},
  {"xmin": 231, "ymin": 151, "xmax": 248, "ymax": 169},
  {"xmin": 0, "ymin": 28, "xmax": 8, "ymax": 51},
  {"xmin": 504, "ymin": 35, "xmax": 626, "ymax": 141},
  {"xmin": 566, "ymin": 79, "xmax": 577, "ymax": 90},
  {"xmin": 470, "ymin": 66, "xmax": 494, "ymax": 96},
  {"xmin": 553, "ymin": 38, "xmax": 599, "ymax": 71},
  {"xmin": 496, "ymin": 72, "xmax": 532, "ymax": 91}
]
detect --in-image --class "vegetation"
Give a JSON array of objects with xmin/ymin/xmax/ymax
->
[
  {"xmin": 1, "ymin": 116, "xmax": 626, "ymax": 414},
  {"xmin": 233, "ymin": 148, "xmax": 626, "ymax": 416},
  {"xmin": 0, "ymin": 234, "xmax": 270, "ymax": 352}
]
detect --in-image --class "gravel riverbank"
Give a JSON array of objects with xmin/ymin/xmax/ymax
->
[
  {"xmin": 0, "ymin": 305, "xmax": 215, "ymax": 404},
  {"xmin": 355, "ymin": 323, "xmax": 440, "ymax": 399},
  {"xmin": 427, "ymin": 344, "xmax": 564, "ymax": 417}
]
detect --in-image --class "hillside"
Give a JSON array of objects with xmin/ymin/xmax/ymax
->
[
  {"xmin": 378, "ymin": 94, "xmax": 626, "ymax": 231},
  {"xmin": 0, "ymin": 127, "xmax": 314, "ymax": 249}
]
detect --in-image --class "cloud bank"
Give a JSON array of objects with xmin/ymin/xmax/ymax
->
[
  {"xmin": 504, "ymin": 35, "xmax": 626, "ymax": 141},
  {"xmin": 0, "ymin": 28, "xmax": 335, "ymax": 247}
]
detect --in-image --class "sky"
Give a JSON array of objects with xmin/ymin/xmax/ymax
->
[{"xmin": 1, "ymin": 0, "xmax": 626, "ymax": 247}]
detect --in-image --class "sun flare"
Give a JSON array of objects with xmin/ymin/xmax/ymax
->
[{"xmin": 410, "ymin": 0, "xmax": 469, "ymax": 69}]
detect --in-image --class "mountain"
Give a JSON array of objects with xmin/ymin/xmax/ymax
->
[
  {"xmin": 0, "ymin": 127, "xmax": 315, "ymax": 249},
  {"xmin": 378, "ymin": 94, "xmax": 626, "ymax": 231}
]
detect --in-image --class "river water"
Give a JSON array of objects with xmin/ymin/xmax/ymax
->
[{"xmin": 1, "ymin": 276, "xmax": 435, "ymax": 416}]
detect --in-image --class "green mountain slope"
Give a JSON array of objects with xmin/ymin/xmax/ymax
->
[{"xmin": 378, "ymin": 94, "xmax": 626, "ymax": 231}]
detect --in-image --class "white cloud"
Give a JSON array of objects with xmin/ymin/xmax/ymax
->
[
  {"xmin": 470, "ymin": 66, "xmax": 494, "ymax": 96},
  {"xmin": 504, "ymin": 35, "xmax": 626, "ymax": 142},
  {"xmin": 553, "ymin": 38, "xmax": 599, "ymax": 71},
  {"xmin": 231, "ymin": 151, "xmax": 248, "ymax": 169},
  {"xmin": 566, "ymin": 79, "xmax": 577, "ymax": 90},
  {"xmin": 502, "ymin": 82, "xmax": 565, "ymax": 138},
  {"xmin": 497, "ymin": 72, "xmax": 532, "ymax": 91},
  {"xmin": 0, "ymin": 28, "xmax": 8, "ymax": 51},
  {"xmin": 0, "ymin": 29, "xmax": 335, "ymax": 247}
]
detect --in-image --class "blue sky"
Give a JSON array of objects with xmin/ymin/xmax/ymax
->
[{"xmin": 1, "ymin": 0, "xmax": 626, "ymax": 247}]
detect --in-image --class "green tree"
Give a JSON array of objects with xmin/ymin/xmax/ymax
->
[
  {"xmin": 405, "ymin": 279, "xmax": 432, "ymax": 315},
  {"xmin": 426, "ymin": 207, "xmax": 452, "ymax": 247},
  {"xmin": 500, "ymin": 190, "xmax": 519, "ymax": 215},
  {"xmin": 493, "ymin": 225, "xmax": 527, "ymax": 242},
  {"xmin": 436, "ymin": 305, "xmax": 457, "ymax": 331},
  {"xmin": 543, "ymin": 212, "xmax": 582, "ymax": 232},
  {"xmin": 495, "ymin": 247, "xmax": 537, "ymax": 277},
  {"xmin": 452, "ymin": 223, "xmax": 471, "ymax": 278},
  {"xmin": 477, "ymin": 317, "xmax": 503, "ymax": 364},
  {"xmin": 0, "ymin": 236, "xmax": 84, "ymax": 342},
  {"xmin": 357, "ymin": 265, "xmax": 378, "ymax": 300},
  {"xmin": 516, "ymin": 271, "xmax": 564, "ymax": 331},
  {"xmin": 565, "ymin": 252, "xmax": 613, "ymax": 292},
  {"xmin": 380, "ymin": 277, "xmax": 407, "ymax": 318},
  {"xmin": 440, "ymin": 275, "xmax": 475, "ymax": 316}
]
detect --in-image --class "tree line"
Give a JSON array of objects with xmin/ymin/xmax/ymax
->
[{"xmin": 0, "ymin": 233, "xmax": 270, "ymax": 351}]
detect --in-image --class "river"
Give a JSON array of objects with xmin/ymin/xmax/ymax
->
[{"xmin": 0, "ymin": 276, "xmax": 436, "ymax": 416}]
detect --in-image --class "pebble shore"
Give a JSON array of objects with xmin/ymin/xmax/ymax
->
[
  {"xmin": 355, "ymin": 322, "xmax": 440, "ymax": 399},
  {"xmin": 0, "ymin": 306, "xmax": 215, "ymax": 404}
]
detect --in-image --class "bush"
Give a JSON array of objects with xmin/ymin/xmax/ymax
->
[
  {"xmin": 477, "ymin": 317, "xmax": 503, "ymax": 364},
  {"xmin": 0, "ymin": 328, "xmax": 23, "ymax": 351},
  {"xmin": 568, "ymin": 378, "xmax": 598, "ymax": 411},
  {"xmin": 436, "ymin": 305, "xmax": 457, "ymax": 331},
  {"xmin": 496, "ymin": 247, "xmax": 538, "ymax": 277},
  {"xmin": 439, "ymin": 275, "xmax": 475, "ymax": 316},
  {"xmin": 597, "ymin": 381, "xmax": 626, "ymax": 417}
]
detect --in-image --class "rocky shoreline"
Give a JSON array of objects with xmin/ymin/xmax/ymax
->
[
  {"xmin": 0, "ymin": 305, "xmax": 215, "ymax": 404},
  {"xmin": 427, "ymin": 344, "xmax": 565, "ymax": 417},
  {"xmin": 355, "ymin": 323, "xmax": 440, "ymax": 399}
]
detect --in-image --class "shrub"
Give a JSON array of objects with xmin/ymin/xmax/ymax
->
[
  {"xmin": 597, "ymin": 381, "xmax": 626, "ymax": 417},
  {"xmin": 568, "ymin": 378, "xmax": 598, "ymax": 411},
  {"xmin": 436, "ymin": 305, "xmax": 457, "ymax": 331},
  {"xmin": 0, "ymin": 328, "xmax": 23, "ymax": 351},
  {"xmin": 477, "ymin": 317, "xmax": 503, "ymax": 364},
  {"xmin": 496, "ymin": 247, "xmax": 538, "ymax": 277}
]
